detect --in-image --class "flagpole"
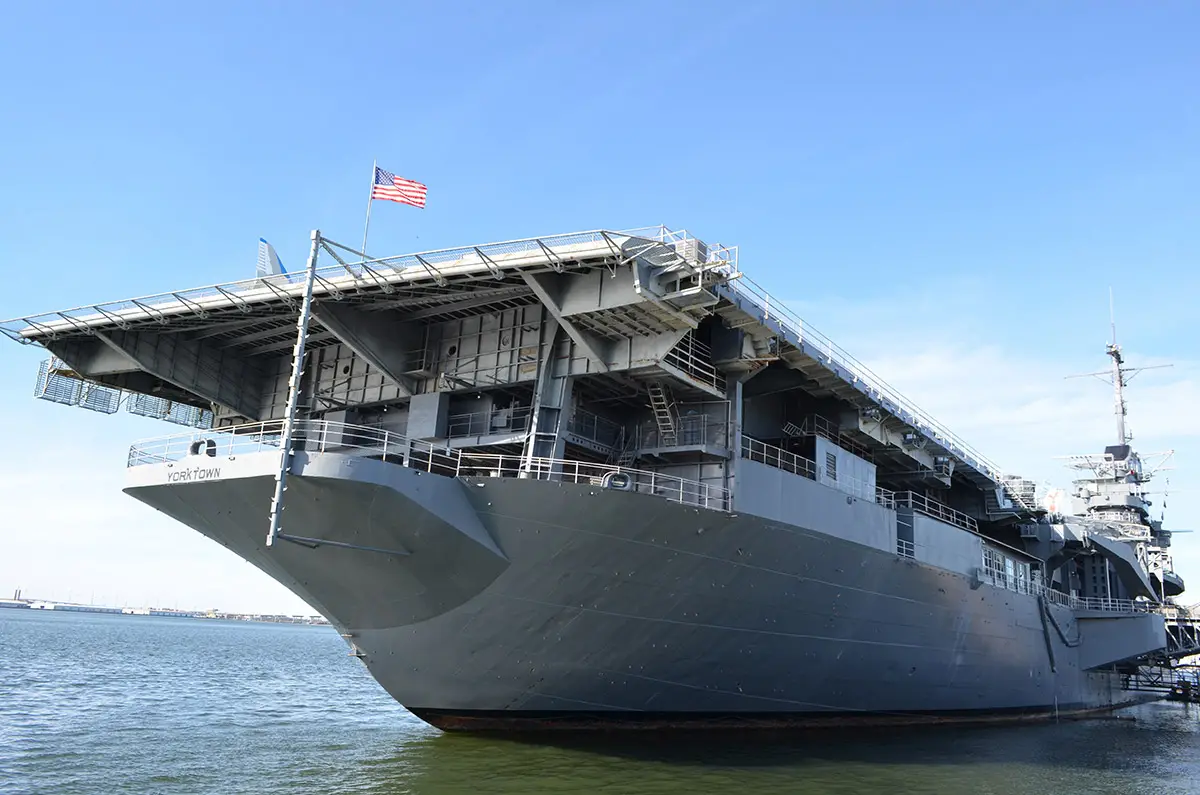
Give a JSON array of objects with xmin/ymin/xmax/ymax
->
[{"xmin": 360, "ymin": 158, "xmax": 376, "ymax": 261}]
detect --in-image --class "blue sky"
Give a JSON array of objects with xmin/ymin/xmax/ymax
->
[{"xmin": 0, "ymin": 2, "xmax": 1196, "ymax": 613}]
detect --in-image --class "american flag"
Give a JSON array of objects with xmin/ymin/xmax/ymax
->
[{"xmin": 371, "ymin": 166, "xmax": 427, "ymax": 208}]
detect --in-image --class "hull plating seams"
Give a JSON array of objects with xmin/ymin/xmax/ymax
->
[{"xmin": 126, "ymin": 451, "xmax": 1141, "ymax": 729}]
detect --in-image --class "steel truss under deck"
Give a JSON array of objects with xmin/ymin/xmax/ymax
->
[{"xmin": 0, "ymin": 224, "xmax": 1046, "ymax": 509}]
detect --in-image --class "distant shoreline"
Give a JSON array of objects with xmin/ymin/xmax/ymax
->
[{"xmin": 0, "ymin": 599, "xmax": 329, "ymax": 626}]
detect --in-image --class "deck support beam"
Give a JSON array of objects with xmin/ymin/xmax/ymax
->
[
  {"xmin": 45, "ymin": 338, "xmax": 140, "ymax": 377},
  {"xmin": 521, "ymin": 272, "xmax": 609, "ymax": 373},
  {"xmin": 521, "ymin": 313, "xmax": 575, "ymax": 470},
  {"xmin": 92, "ymin": 328, "xmax": 265, "ymax": 419},
  {"xmin": 310, "ymin": 302, "xmax": 418, "ymax": 396}
]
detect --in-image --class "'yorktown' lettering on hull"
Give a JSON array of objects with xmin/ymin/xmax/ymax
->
[{"xmin": 167, "ymin": 466, "xmax": 222, "ymax": 483}]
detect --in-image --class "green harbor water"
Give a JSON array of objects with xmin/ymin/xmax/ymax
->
[{"xmin": 3, "ymin": 608, "xmax": 1199, "ymax": 795}]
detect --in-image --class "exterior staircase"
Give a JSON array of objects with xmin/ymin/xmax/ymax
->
[
  {"xmin": 647, "ymin": 381, "xmax": 678, "ymax": 447},
  {"xmin": 606, "ymin": 428, "xmax": 638, "ymax": 467},
  {"xmin": 985, "ymin": 480, "xmax": 1041, "ymax": 516}
]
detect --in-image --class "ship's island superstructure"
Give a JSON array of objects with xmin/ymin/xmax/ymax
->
[{"xmin": 4, "ymin": 225, "xmax": 1196, "ymax": 730}]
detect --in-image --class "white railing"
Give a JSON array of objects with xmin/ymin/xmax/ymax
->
[
  {"xmin": 126, "ymin": 420, "xmax": 729, "ymax": 512},
  {"xmin": 716, "ymin": 272, "xmax": 1008, "ymax": 487},
  {"xmin": 1160, "ymin": 604, "xmax": 1200, "ymax": 622},
  {"xmin": 740, "ymin": 438, "xmax": 1038, "ymax": 557},
  {"xmin": 3, "ymin": 229, "xmax": 628, "ymax": 343},
  {"xmin": 628, "ymin": 225, "xmax": 739, "ymax": 274},
  {"xmin": 1074, "ymin": 596, "xmax": 1146, "ymax": 613},
  {"xmin": 663, "ymin": 332, "xmax": 726, "ymax": 391},
  {"xmin": 1043, "ymin": 588, "xmax": 1076, "ymax": 609},
  {"xmin": 566, "ymin": 408, "xmax": 624, "ymax": 449},
  {"xmin": 741, "ymin": 436, "xmax": 816, "ymax": 479},
  {"xmin": 876, "ymin": 486, "xmax": 897, "ymax": 509},
  {"xmin": 463, "ymin": 455, "xmax": 729, "ymax": 511},
  {"xmin": 981, "ymin": 545, "xmax": 1035, "ymax": 595},
  {"xmin": 446, "ymin": 405, "xmax": 532, "ymax": 439},
  {"xmin": 640, "ymin": 415, "xmax": 731, "ymax": 450},
  {"xmin": 897, "ymin": 538, "xmax": 915, "ymax": 559},
  {"xmin": 894, "ymin": 491, "xmax": 979, "ymax": 533},
  {"xmin": 817, "ymin": 466, "xmax": 878, "ymax": 502},
  {"xmin": 744, "ymin": 435, "xmax": 894, "ymax": 506},
  {"xmin": 979, "ymin": 548, "xmax": 1166, "ymax": 616},
  {"xmin": 632, "ymin": 226, "xmax": 1040, "ymax": 514},
  {"xmin": 801, "ymin": 414, "xmax": 875, "ymax": 462}
]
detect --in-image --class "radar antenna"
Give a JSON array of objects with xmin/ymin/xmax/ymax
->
[{"xmin": 1065, "ymin": 288, "xmax": 1172, "ymax": 445}]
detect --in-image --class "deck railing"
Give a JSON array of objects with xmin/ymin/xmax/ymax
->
[
  {"xmin": 640, "ymin": 415, "xmax": 731, "ymax": 450},
  {"xmin": 663, "ymin": 332, "xmax": 726, "ymax": 392},
  {"xmin": 446, "ymin": 405, "xmax": 532, "ymax": 439},
  {"xmin": 565, "ymin": 407, "xmax": 625, "ymax": 449},
  {"xmin": 1159, "ymin": 604, "xmax": 1200, "ymax": 622},
  {"xmin": 723, "ymin": 273, "xmax": 1003, "ymax": 478},
  {"xmin": 741, "ymin": 436, "xmax": 816, "ymax": 479},
  {"xmin": 800, "ymin": 414, "xmax": 876, "ymax": 463},
  {"xmin": 1073, "ymin": 596, "xmax": 1146, "ymax": 613},
  {"xmin": 635, "ymin": 224, "xmax": 1040, "ymax": 513},
  {"xmin": 126, "ymin": 420, "xmax": 729, "ymax": 512},
  {"xmin": 893, "ymin": 491, "xmax": 979, "ymax": 533},
  {"xmin": 979, "ymin": 552, "xmax": 1166, "ymax": 616}
]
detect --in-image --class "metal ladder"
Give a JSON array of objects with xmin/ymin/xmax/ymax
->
[
  {"xmin": 266, "ymin": 230, "xmax": 322, "ymax": 547},
  {"xmin": 781, "ymin": 421, "xmax": 804, "ymax": 438},
  {"xmin": 647, "ymin": 381, "xmax": 678, "ymax": 447},
  {"xmin": 606, "ymin": 428, "xmax": 638, "ymax": 467}
]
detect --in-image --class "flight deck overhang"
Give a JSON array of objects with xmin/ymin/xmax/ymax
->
[{"xmin": 1, "ymin": 224, "xmax": 1029, "ymax": 499}]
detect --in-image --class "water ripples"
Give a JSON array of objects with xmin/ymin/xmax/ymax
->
[{"xmin": 3, "ymin": 609, "xmax": 1200, "ymax": 794}]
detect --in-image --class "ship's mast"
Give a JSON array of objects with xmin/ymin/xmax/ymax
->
[
  {"xmin": 1107, "ymin": 289, "xmax": 1128, "ymax": 445},
  {"xmin": 1066, "ymin": 291, "xmax": 1171, "ymax": 451}
]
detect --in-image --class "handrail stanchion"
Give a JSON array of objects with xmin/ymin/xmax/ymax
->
[{"xmin": 129, "ymin": 419, "xmax": 732, "ymax": 512}]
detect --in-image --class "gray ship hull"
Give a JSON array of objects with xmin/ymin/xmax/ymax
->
[{"xmin": 126, "ymin": 451, "xmax": 1151, "ymax": 730}]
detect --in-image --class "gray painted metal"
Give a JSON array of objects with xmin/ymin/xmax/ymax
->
[
  {"xmin": 309, "ymin": 302, "xmax": 418, "ymax": 396},
  {"xmin": 0, "ymin": 224, "xmax": 1010, "ymax": 493},
  {"xmin": 5, "ymin": 221, "xmax": 1190, "ymax": 730},
  {"xmin": 266, "ymin": 230, "xmax": 321, "ymax": 547},
  {"xmin": 125, "ymin": 451, "xmax": 1152, "ymax": 725},
  {"xmin": 1085, "ymin": 532, "xmax": 1158, "ymax": 599},
  {"xmin": 92, "ymin": 328, "xmax": 264, "ymax": 419}
]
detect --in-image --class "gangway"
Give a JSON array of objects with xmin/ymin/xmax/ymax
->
[
  {"xmin": 1122, "ymin": 665, "xmax": 1200, "ymax": 704},
  {"xmin": 1159, "ymin": 604, "xmax": 1200, "ymax": 662}
]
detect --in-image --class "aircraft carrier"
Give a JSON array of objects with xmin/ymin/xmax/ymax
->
[{"xmin": 4, "ymin": 225, "xmax": 1197, "ymax": 731}]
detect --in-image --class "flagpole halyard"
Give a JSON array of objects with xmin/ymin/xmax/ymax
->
[{"xmin": 360, "ymin": 158, "xmax": 376, "ymax": 262}]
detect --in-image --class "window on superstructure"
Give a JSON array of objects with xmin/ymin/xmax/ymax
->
[{"xmin": 826, "ymin": 452, "xmax": 837, "ymax": 481}]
